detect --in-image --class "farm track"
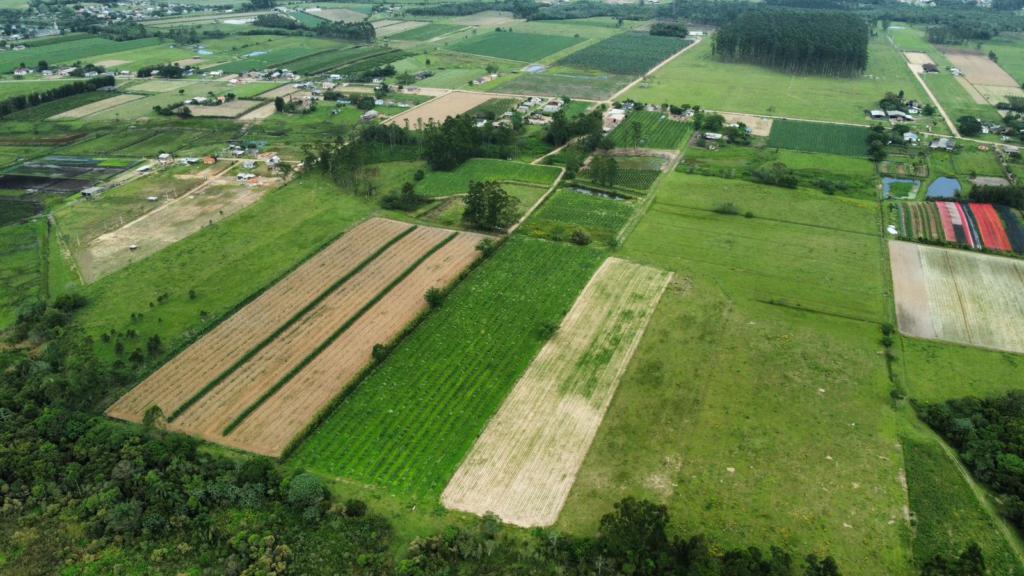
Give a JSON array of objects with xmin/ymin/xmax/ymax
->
[
  {"xmin": 169, "ymin": 227, "xmax": 452, "ymax": 440},
  {"xmin": 105, "ymin": 218, "xmax": 412, "ymax": 423},
  {"xmin": 222, "ymin": 231, "xmax": 486, "ymax": 457},
  {"xmin": 442, "ymin": 258, "xmax": 671, "ymax": 527}
]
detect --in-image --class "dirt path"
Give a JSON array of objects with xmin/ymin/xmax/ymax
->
[
  {"xmin": 606, "ymin": 36, "xmax": 704, "ymax": 104},
  {"xmin": 507, "ymin": 167, "xmax": 565, "ymax": 234},
  {"xmin": 904, "ymin": 60, "xmax": 960, "ymax": 137}
]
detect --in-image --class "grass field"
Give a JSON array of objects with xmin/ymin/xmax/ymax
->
[
  {"xmin": 522, "ymin": 188, "xmax": 635, "ymax": 244},
  {"xmin": 0, "ymin": 79, "xmax": 85, "ymax": 100},
  {"xmin": 0, "ymin": 220, "xmax": 43, "ymax": 329},
  {"xmin": 449, "ymin": 31, "xmax": 581, "ymax": 63},
  {"xmin": 629, "ymin": 35, "xmax": 928, "ymax": 125},
  {"xmin": 609, "ymin": 111, "xmax": 690, "ymax": 149},
  {"xmin": 494, "ymin": 70, "xmax": 633, "ymax": 101},
  {"xmin": 557, "ymin": 33, "xmax": 689, "ymax": 76},
  {"xmin": 290, "ymin": 237, "xmax": 605, "ymax": 498},
  {"xmin": 390, "ymin": 22, "xmax": 464, "ymax": 42},
  {"xmin": 767, "ymin": 119, "xmax": 870, "ymax": 157},
  {"xmin": 414, "ymin": 158, "xmax": 561, "ymax": 198},
  {"xmin": 558, "ymin": 171, "xmax": 908, "ymax": 573},
  {"xmin": 0, "ymin": 37, "xmax": 162, "ymax": 72}
]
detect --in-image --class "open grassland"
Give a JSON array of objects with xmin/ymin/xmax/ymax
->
[
  {"xmin": 767, "ymin": 119, "xmax": 870, "ymax": 157},
  {"xmin": 79, "ymin": 175, "xmax": 377, "ymax": 368},
  {"xmin": 902, "ymin": 433, "xmax": 1022, "ymax": 575},
  {"xmin": 0, "ymin": 80, "xmax": 87, "ymax": 99},
  {"xmin": 609, "ymin": 111, "xmax": 690, "ymax": 149},
  {"xmin": 522, "ymin": 189, "xmax": 634, "ymax": 245},
  {"xmin": 558, "ymin": 172, "xmax": 908, "ymax": 574},
  {"xmin": 415, "ymin": 158, "xmax": 561, "ymax": 198},
  {"xmin": 900, "ymin": 336, "xmax": 1024, "ymax": 403},
  {"xmin": 0, "ymin": 37, "xmax": 162, "ymax": 72},
  {"xmin": 450, "ymin": 31, "xmax": 581, "ymax": 63},
  {"xmin": 890, "ymin": 241, "xmax": 1024, "ymax": 354},
  {"xmin": 629, "ymin": 35, "xmax": 927, "ymax": 124},
  {"xmin": 2, "ymin": 91, "xmax": 113, "ymax": 122},
  {"xmin": 495, "ymin": 70, "xmax": 632, "ymax": 101},
  {"xmin": 557, "ymin": 33, "xmax": 689, "ymax": 76},
  {"xmin": 390, "ymin": 22, "xmax": 464, "ymax": 42},
  {"xmin": 442, "ymin": 257, "xmax": 671, "ymax": 527},
  {"xmin": 290, "ymin": 237, "xmax": 605, "ymax": 497},
  {"xmin": 0, "ymin": 220, "xmax": 43, "ymax": 329}
]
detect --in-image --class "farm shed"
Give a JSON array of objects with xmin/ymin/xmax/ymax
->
[{"xmin": 870, "ymin": 110, "xmax": 886, "ymax": 119}]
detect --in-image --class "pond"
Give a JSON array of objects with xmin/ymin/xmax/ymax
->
[
  {"xmin": 926, "ymin": 177, "xmax": 961, "ymax": 199},
  {"xmin": 197, "ymin": 49, "xmax": 212, "ymax": 56},
  {"xmin": 882, "ymin": 177, "xmax": 920, "ymax": 199}
]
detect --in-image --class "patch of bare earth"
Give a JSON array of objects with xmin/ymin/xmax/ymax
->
[
  {"xmin": 386, "ymin": 91, "xmax": 493, "ymax": 130},
  {"xmin": 441, "ymin": 257, "xmax": 672, "ymax": 527},
  {"xmin": 720, "ymin": 112, "xmax": 773, "ymax": 137},
  {"xmin": 945, "ymin": 52, "xmax": 1019, "ymax": 87}
]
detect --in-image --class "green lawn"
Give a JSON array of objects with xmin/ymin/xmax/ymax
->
[
  {"xmin": 414, "ymin": 158, "xmax": 561, "ymax": 198},
  {"xmin": 558, "ymin": 171, "xmax": 909, "ymax": 574},
  {"xmin": 449, "ymin": 31, "xmax": 581, "ymax": 63},
  {"xmin": 628, "ymin": 34, "xmax": 928, "ymax": 124},
  {"xmin": 290, "ymin": 237, "xmax": 606, "ymax": 498}
]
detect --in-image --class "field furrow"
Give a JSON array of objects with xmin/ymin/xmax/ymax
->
[{"xmin": 105, "ymin": 217, "xmax": 412, "ymax": 422}]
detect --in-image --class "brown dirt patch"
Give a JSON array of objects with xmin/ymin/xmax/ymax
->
[
  {"xmin": 386, "ymin": 91, "xmax": 493, "ymax": 130},
  {"xmin": 186, "ymin": 99, "xmax": 262, "ymax": 118},
  {"xmin": 720, "ymin": 112, "xmax": 773, "ymax": 137},
  {"xmin": 441, "ymin": 257, "xmax": 672, "ymax": 527},
  {"xmin": 237, "ymin": 102, "xmax": 277, "ymax": 123},
  {"xmin": 945, "ymin": 52, "xmax": 1019, "ymax": 87},
  {"xmin": 904, "ymin": 51, "xmax": 935, "ymax": 73},
  {"xmin": 955, "ymin": 75, "xmax": 989, "ymax": 105}
]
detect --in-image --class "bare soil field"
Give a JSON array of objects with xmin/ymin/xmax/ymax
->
[
  {"xmin": 890, "ymin": 240, "xmax": 1024, "ymax": 353},
  {"xmin": 945, "ymin": 51, "xmax": 1019, "ymax": 87},
  {"xmin": 904, "ymin": 51, "xmax": 935, "ymax": 73},
  {"xmin": 386, "ymin": 91, "xmax": 493, "ymax": 130},
  {"xmin": 80, "ymin": 167, "xmax": 277, "ymax": 282},
  {"xmin": 50, "ymin": 94, "xmax": 143, "ymax": 120},
  {"xmin": 224, "ymin": 231, "xmax": 485, "ymax": 457},
  {"xmin": 442, "ymin": 257, "xmax": 672, "ymax": 527},
  {"xmin": 720, "ymin": 112, "xmax": 773, "ymax": 137},
  {"xmin": 237, "ymin": 102, "xmax": 277, "ymax": 123},
  {"xmin": 187, "ymin": 99, "xmax": 262, "ymax": 118},
  {"xmin": 131, "ymin": 79, "xmax": 199, "ymax": 93},
  {"xmin": 106, "ymin": 218, "xmax": 413, "ymax": 423},
  {"xmin": 258, "ymin": 84, "xmax": 301, "ymax": 100},
  {"xmin": 313, "ymin": 8, "xmax": 364, "ymax": 22},
  {"xmin": 375, "ymin": 20, "xmax": 428, "ymax": 37},
  {"xmin": 169, "ymin": 227, "xmax": 452, "ymax": 442},
  {"xmin": 973, "ymin": 83, "xmax": 1024, "ymax": 104},
  {"xmin": 955, "ymin": 75, "xmax": 989, "ymax": 105}
]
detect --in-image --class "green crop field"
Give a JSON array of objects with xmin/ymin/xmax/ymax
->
[
  {"xmin": 521, "ymin": 188, "xmax": 634, "ymax": 244},
  {"xmin": 414, "ymin": 158, "xmax": 561, "ymax": 198},
  {"xmin": 767, "ymin": 119, "xmax": 870, "ymax": 157},
  {"xmin": 0, "ymin": 79, "xmax": 85, "ymax": 100},
  {"xmin": 390, "ymin": 22, "xmax": 463, "ymax": 42},
  {"xmin": 494, "ymin": 70, "xmax": 633, "ymax": 101},
  {"xmin": 629, "ymin": 35, "xmax": 928, "ymax": 125},
  {"xmin": 0, "ymin": 37, "xmax": 163, "ymax": 72},
  {"xmin": 290, "ymin": 237, "xmax": 605, "ymax": 496},
  {"xmin": 450, "ymin": 31, "xmax": 582, "ymax": 63},
  {"xmin": 0, "ymin": 220, "xmax": 43, "ymax": 329},
  {"xmin": 557, "ymin": 33, "xmax": 689, "ymax": 76},
  {"xmin": 609, "ymin": 111, "xmax": 691, "ymax": 149}
]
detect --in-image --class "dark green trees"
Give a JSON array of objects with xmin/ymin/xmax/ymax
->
[{"xmin": 463, "ymin": 180, "xmax": 519, "ymax": 230}]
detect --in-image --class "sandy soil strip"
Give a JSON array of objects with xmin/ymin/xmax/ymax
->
[
  {"xmin": 904, "ymin": 51, "xmax": 935, "ymax": 73},
  {"xmin": 720, "ymin": 112, "xmax": 773, "ymax": 137},
  {"xmin": 50, "ymin": 94, "xmax": 143, "ymax": 120},
  {"xmin": 105, "ymin": 218, "xmax": 412, "ymax": 422},
  {"xmin": 222, "ymin": 231, "xmax": 487, "ymax": 457},
  {"xmin": 169, "ymin": 227, "xmax": 451, "ymax": 440},
  {"xmin": 946, "ymin": 52, "xmax": 1019, "ymax": 87},
  {"xmin": 385, "ymin": 91, "xmax": 492, "ymax": 130},
  {"xmin": 890, "ymin": 240, "xmax": 936, "ymax": 341},
  {"xmin": 442, "ymin": 257, "xmax": 672, "ymax": 527}
]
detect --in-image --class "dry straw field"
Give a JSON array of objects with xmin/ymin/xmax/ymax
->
[
  {"xmin": 386, "ymin": 91, "xmax": 494, "ymax": 130},
  {"xmin": 108, "ymin": 218, "xmax": 485, "ymax": 456},
  {"xmin": 442, "ymin": 257, "xmax": 671, "ymax": 527},
  {"xmin": 890, "ymin": 240, "xmax": 1024, "ymax": 354}
]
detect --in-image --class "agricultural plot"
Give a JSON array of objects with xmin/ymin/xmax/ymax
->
[
  {"xmin": 1, "ymin": 91, "xmax": 113, "ymax": 122},
  {"xmin": 414, "ymin": 158, "xmax": 561, "ymax": 198},
  {"xmin": 50, "ymin": 94, "xmax": 144, "ymax": 120},
  {"xmin": 608, "ymin": 111, "xmax": 690, "ymax": 149},
  {"xmin": 496, "ymin": 71, "xmax": 633, "ymax": 101},
  {"xmin": 290, "ymin": 237, "xmax": 605, "ymax": 496},
  {"xmin": 186, "ymin": 100, "xmax": 263, "ymax": 118},
  {"xmin": 895, "ymin": 201, "xmax": 1024, "ymax": 253},
  {"xmin": 767, "ymin": 119, "xmax": 869, "ymax": 157},
  {"xmin": 312, "ymin": 7, "xmax": 365, "ymax": 22},
  {"xmin": 374, "ymin": 20, "xmax": 428, "ymax": 38},
  {"xmin": 109, "ymin": 219, "xmax": 485, "ymax": 457},
  {"xmin": 0, "ymin": 220, "xmax": 43, "ymax": 330},
  {"xmin": 389, "ymin": 22, "xmax": 463, "ymax": 42},
  {"xmin": 0, "ymin": 36, "xmax": 162, "ymax": 72},
  {"xmin": 890, "ymin": 240, "xmax": 1024, "ymax": 353},
  {"xmin": 522, "ymin": 188, "xmax": 634, "ymax": 244},
  {"xmin": 556, "ymin": 33, "xmax": 689, "ymax": 76},
  {"xmin": 443, "ymin": 258, "xmax": 671, "ymax": 527},
  {"xmin": 450, "ymin": 31, "xmax": 582, "ymax": 63},
  {"xmin": 386, "ymin": 91, "xmax": 494, "ymax": 129},
  {"xmin": 0, "ymin": 156, "xmax": 131, "ymax": 194}
]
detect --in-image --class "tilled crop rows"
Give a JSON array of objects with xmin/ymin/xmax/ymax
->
[
  {"xmin": 108, "ymin": 218, "xmax": 484, "ymax": 457},
  {"xmin": 441, "ymin": 257, "xmax": 671, "ymax": 527}
]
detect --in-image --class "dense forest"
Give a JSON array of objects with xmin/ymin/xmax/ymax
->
[{"xmin": 712, "ymin": 7, "xmax": 869, "ymax": 76}]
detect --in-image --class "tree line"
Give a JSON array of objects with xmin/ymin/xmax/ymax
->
[
  {"xmin": 713, "ymin": 7, "xmax": 869, "ymax": 76},
  {"xmin": 0, "ymin": 75, "xmax": 114, "ymax": 118}
]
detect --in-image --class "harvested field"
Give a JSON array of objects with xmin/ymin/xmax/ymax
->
[
  {"xmin": 105, "ymin": 217, "xmax": 413, "ymax": 423},
  {"xmin": 186, "ymin": 99, "xmax": 262, "ymax": 118},
  {"xmin": 904, "ymin": 51, "xmax": 935, "ymax": 73},
  {"xmin": 955, "ymin": 76, "xmax": 989, "ymax": 105},
  {"xmin": 374, "ymin": 20, "xmax": 427, "ymax": 38},
  {"xmin": 720, "ymin": 112, "xmax": 773, "ymax": 137},
  {"xmin": 50, "ymin": 94, "xmax": 143, "ymax": 120},
  {"xmin": 237, "ymin": 102, "xmax": 277, "ymax": 123},
  {"xmin": 442, "ymin": 257, "xmax": 671, "ymax": 526},
  {"xmin": 314, "ymin": 8, "xmax": 365, "ymax": 22},
  {"xmin": 945, "ymin": 51, "xmax": 1019, "ymax": 87},
  {"xmin": 451, "ymin": 10, "xmax": 520, "ymax": 26},
  {"xmin": 973, "ymin": 83, "xmax": 1024, "ymax": 104},
  {"xmin": 889, "ymin": 240, "xmax": 1024, "ymax": 353},
  {"xmin": 386, "ymin": 91, "xmax": 492, "ymax": 130}
]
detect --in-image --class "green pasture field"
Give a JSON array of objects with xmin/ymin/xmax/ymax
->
[
  {"xmin": 0, "ymin": 37, "xmax": 162, "ymax": 72},
  {"xmin": 557, "ymin": 33, "xmax": 689, "ymax": 76},
  {"xmin": 768, "ymin": 119, "xmax": 870, "ymax": 157},
  {"xmin": 421, "ymin": 182, "xmax": 547, "ymax": 228},
  {"xmin": 389, "ymin": 22, "xmax": 464, "ymax": 42},
  {"xmin": 493, "ymin": 69, "xmax": 633, "ymax": 101},
  {"xmin": 290, "ymin": 11, "xmax": 327, "ymax": 27},
  {"xmin": 979, "ymin": 32, "xmax": 1024, "ymax": 85},
  {"xmin": 449, "ymin": 31, "xmax": 582, "ymax": 63},
  {"xmin": 283, "ymin": 45, "xmax": 399, "ymax": 75},
  {"xmin": 79, "ymin": 175, "xmax": 376, "ymax": 366},
  {"xmin": 900, "ymin": 336, "xmax": 1024, "ymax": 403},
  {"xmin": 559, "ymin": 171, "xmax": 907, "ymax": 573},
  {"xmin": 521, "ymin": 187, "xmax": 634, "ymax": 244},
  {"xmin": 85, "ymin": 44, "xmax": 196, "ymax": 70},
  {"xmin": 2, "ymin": 91, "xmax": 113, "ymax": 122},
  {"xmin": 0, "ymin": 79, "xmax": 84, "ymax": 99},
  {"xmin": 86, "ymin": 82, "xmax": 273, "ymax": 121},
  {"xmin": 609, "ymin": 111, "xmax": 690, "ymax": 149},
  {"xmin": 216, "ymin": 40, "xmax": 344, "ymax": 74},
  {"xmin": 0, "ymin": 220, "xmax": 43, "ymax": 329},
  {"xmin": 901, "ymin": 433, "xmax": 1022, "ymax": 574},
  {"xmin": 629, "ymin": 35, "xmax": 928, "ymax": 125},
  {"xmin": 290, "ymin": 237, "xmax": 605, "ymax": 497},
  {"xmin": 414, "ymin": 158, "xmax": 561, "ymax": 198},
  {"xmin": 393, "ymin": 50, "xmax": 520, "ymax": 89}
]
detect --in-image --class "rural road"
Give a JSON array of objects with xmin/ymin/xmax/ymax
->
[
  {"xmin": 606, "ymin": 36, "xmax": 704, "ymax": 104},
  {"xmin": 904, "ymin": 60, "xmax": 961, "ymax": 137}
]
